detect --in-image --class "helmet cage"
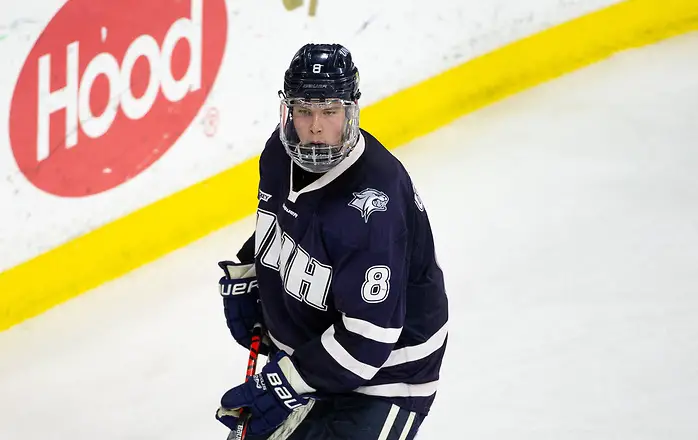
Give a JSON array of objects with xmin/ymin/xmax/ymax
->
[{"xmin": 279, "ymin": 97, "xmax": 360, "ymax": 173}]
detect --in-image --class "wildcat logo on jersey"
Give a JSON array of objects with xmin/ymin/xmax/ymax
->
[{"xmin": 349, "ymin": 188, "xmax": 389, "ymax": 223}]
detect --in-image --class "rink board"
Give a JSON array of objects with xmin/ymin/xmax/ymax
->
[{"xmin": 1, "ymin": 0, "xmax": 697, "ymax": 331}]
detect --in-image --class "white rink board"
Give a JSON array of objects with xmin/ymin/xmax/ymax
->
[{"xmin": 0, "ymin": 0, "xmax": 620, "ymax": 272}]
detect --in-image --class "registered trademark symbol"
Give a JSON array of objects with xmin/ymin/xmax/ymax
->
[{"xmin": 203, "ymin": 107, "xmax": 219, "ymax": 137}]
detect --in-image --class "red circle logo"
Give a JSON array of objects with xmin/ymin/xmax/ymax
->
[{"xmin": 9, "ymin": 0, "xmax": 228, "ymax": 197}]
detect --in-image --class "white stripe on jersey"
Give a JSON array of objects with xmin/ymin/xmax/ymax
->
[
  {"xmin": 342, "ymin": 314, "xmax": 402, "ymax": 344},
  {"xmin": 268, "ymin": 332, "xmax": 296, "ymax": 355},
  {"xmin": 321, "ymin": 325, "xmax": 380, "ymax": 380},
  {"xmin": 272, "ymin": 321, "xmax": 446, "ymax": 371},
  {"xmin": 355, "ymin": 380, "xmax": 439, "ymax": 398},
  {"xmin": 382, "ymin": 322, "xmax": 448, "ymax": 368}
]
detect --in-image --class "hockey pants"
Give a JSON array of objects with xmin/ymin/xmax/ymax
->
[{"xmin": 246, "ymin": 393, "xmax": 425, "ymax": 440}]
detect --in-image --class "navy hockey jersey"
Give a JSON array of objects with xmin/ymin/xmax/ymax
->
[{"xmin": 239, "ymin": 128, "xmax": 449, "ymax": 415}]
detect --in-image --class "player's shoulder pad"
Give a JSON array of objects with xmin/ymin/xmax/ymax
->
[
  {"xmin": 321, "ymin": 145, "xmax": 414, "ymax": 249},
  {"xmin": 360, "ymin": 129, "xmax": 428, "ymax": 215},
  {"xmin": 260, "ymin": 126, "xmax": 284, "ymax": 163},
  {"xmin": 258, "ymin": 126, "xmax": 289, "ymax": 197}
]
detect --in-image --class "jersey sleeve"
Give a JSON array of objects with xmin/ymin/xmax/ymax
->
[
  {"xmin": 289, "ymin": 216, "xmax": 409, "ymax": 393},
  {"xmin": 235, "ymin": 129, "xmax": 277, "ymax": 265},
  {"xmin": 236, "ymin": 233, "xmax": 256, "ymax": 264}
]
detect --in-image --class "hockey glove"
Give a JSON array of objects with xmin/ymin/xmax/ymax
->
[
  {"xmin": 218, "ymin": 260, "xmax": 268, "ymax": 354},
  {"xmin": 216, "ymin": 351, "xmax": 311, "ymax": 437}
]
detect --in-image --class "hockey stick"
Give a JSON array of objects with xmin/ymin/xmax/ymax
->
[{"xmin": 227, "ymin": 323, "xmax": 264, "ymax": 440}]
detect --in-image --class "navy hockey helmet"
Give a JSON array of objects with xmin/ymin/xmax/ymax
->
[
  {"xmin": 282, "ymin": 43, "xmax": 361, "ymax": 101},
  {"xmin": 279, "ymin": 44, "xmax": 362, "ymax": 173}
]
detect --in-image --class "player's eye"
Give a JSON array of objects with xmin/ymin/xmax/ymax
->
[{"xmin": 323, "ymin": 109, "xmax": 337, "ymax": 116}]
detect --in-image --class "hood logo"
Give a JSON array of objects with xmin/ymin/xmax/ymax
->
[{"xmin": 349, "ymin": 188, "xmax": 389, "ymax": 223}]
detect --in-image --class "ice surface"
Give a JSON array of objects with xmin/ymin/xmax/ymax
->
[{"xmin": 1, "ymin": 32, "xmax": 698, "ymax": 440}]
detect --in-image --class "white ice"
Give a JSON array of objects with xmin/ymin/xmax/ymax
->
[{"xmin": 2, "ymin": 32, "xmax": 698, "ymax": 440}]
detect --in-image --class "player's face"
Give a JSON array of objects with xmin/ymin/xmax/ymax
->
[{"xmin": 292, "ymin": 103, "xmax": 345, "ymax": 146}]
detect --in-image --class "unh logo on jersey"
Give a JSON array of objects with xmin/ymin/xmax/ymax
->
[{"xmin": 349, "ymin": 188, "xmax": 389, "ymax": 223}]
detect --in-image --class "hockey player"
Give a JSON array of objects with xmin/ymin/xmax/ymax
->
[{"xmin": 215, "ymin": 43, "xmax": 449, "ymax": 439}]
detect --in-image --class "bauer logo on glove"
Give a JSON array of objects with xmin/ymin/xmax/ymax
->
[
  {"xmin": 219, "ymin": 278, "xmax": 258, "ymax": 296},
  {"xmin": 218, "ymin": 260, "xmax": 258, "ymax": 296},
  {"xmin": 216, "ymin": 352, "xmax": 311, "ymax": 437},
  {"xmin": 217, "ymin": 260, "xmax": 268, "ymax": 354},
  {"xmin": 265, "ymin": 372, "xmax": 305, "ymax": 410}
]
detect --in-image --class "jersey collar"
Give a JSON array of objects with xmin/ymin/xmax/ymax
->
[{"xmin": 287, "ymin": 133, "xmax": 366, "ymax": 203}]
